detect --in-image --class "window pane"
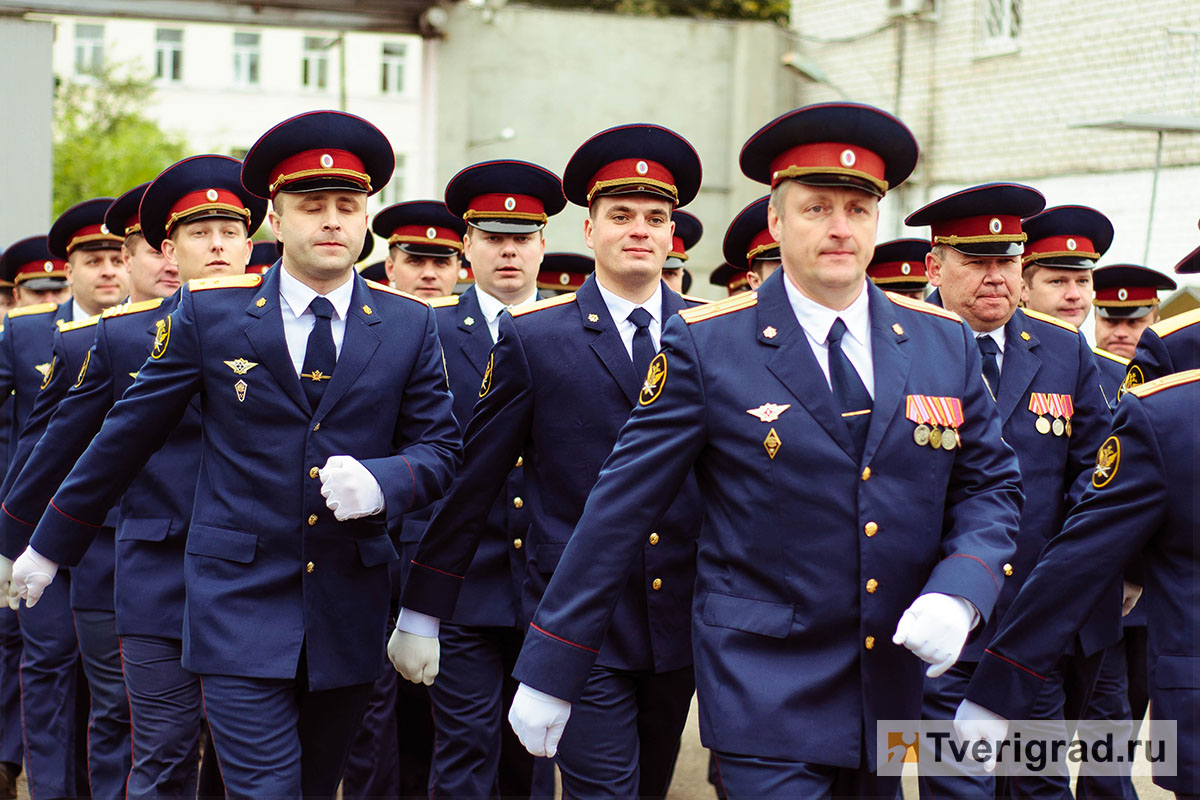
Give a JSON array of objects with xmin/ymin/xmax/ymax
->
[
  {"xmin": 76, "ymin": 23, "xmax": 102, "ymax": 40},
  {"xmin": 171, "ymin": 49, "xmax": 182, "ymax": 80},
  {"xmin": 1009, "ymin": 0, "xmax": 1022, "ymax": 38},
  {"xmin": 234, "ymin": 32, "xmax": 259, "ymax": 47},
  {"xmin": 383, "ymin": 42, "xmax": 406, "ymax": 57},
  {"xmin": 156, "ymin": 28, "xmax": 182, "ymax": 43}
]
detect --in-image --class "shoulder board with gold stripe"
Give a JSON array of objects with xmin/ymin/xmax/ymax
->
[
  {"xmin": 511, "ymin": 293, "xmax": 576, "ymax": 317},
  {"xmin": 1126, "ymin": 367, "xmax": 1200, "ymax": 398},
  {"xmin": 1022, "ymin": 307, "xmax": 1078, "ymax": 332},
  {"xmin": 1092, "ymin": 346, "xmax": 1130, "ymax": 366},
  {"xmin": 58, "ymin": 314, "xmax": 101, "ymax": 332},
  {"xmin": 102, "ymin": 298, "xmax": 165, "ymax": 319},
  {"xmin": 367, "ymin": 282, "xmax": 428, "ymax": 305},
  {"xmin": 428, "ymin": 295, "xmax": 460, "ymax": 308},
  {"xmin": 680, "ymin": 294, "xmax": 711, "ymax": 305},
  {"xmin": 680, "ymin": 291, "xmax": 758, "ymax": 324},
  {"xmin": 1148, "ymin": 307, "xmax": 1200, "ymax": 338},
  {"xmin": 188, "ymin": 274, "xmax": 263, "ymax": 292},
  {"xmin": 884, "ymin": 291, "xmax": 962, "ymax": 323},
  {"xmin": 8, "ymin": 302, "xmax": 59, "ymax": 318}
]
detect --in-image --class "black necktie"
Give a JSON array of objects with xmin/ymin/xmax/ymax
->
[
  {"xmin": 628, "ymin": 306, "xmax": 655, "ymax": 380},
  {"xmin": 827, "ymin": 317, "xmax": 872, "ymax": 457},
  {"xmin": 301, "ymin": 296, "xmax": 336, "ymax": 412},
  {"xmin": 977, "ymin": 335, "xmax": 1000, "ymax": 399}
]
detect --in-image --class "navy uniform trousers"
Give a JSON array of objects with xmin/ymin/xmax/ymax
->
[
  {"xmin": 495, "ymin": 275, "xmax": 1022, "ymax": 799},
  {"xmin": 404, "ymin": 277, "xmax": 702, "ymax": 798},
  {"xmin": 24, "ymin": 269, "xmax": 461, "ymax": 797},
  {"xmin": 0, "ymin": 400, "xmax": 21, "ymax": 785},
  {"xmin": 919, "ymin": 303, "xmax": 1117, "ymax": 800},
  {"xmin": 968, "ymin": 370, "xmax": 1200, "ymax": 798}
]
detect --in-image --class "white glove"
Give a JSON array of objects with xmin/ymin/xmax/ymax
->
[
  {"xmin": 509, "ymin": 683, "xmax": 572, "ymax": 758},
  {"xmin": 0, "ymin": 556, "xmax": 12, "ymax": 607},
  {"xmin": 10, "ymin": 546, "xmax": 59, "ymax": 610},
  {"xmin": 388, "ymin": 628, "xmax": 440, "ymax": 685},
  {"xmin": 1121, "ymin": 581, "xmax": 1142, "ymax": 617},
  {"xmin": 319, "ymin": 455, "xmax": 385, "ymax": 521},
  {"xmin": 892, "ymin": 592, "xmax": 976, "ymax": 678},
  {"xmin": 953, "ymin": 698, "xmax": 1009, "ymax": 773}
]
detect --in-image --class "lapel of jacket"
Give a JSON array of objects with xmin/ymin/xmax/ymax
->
[
  {"xmin": 996, "ymin": 308, "xmax": 1040, "ymax": 425},
  {"xmin": 313, "ymin": 274, "xmax": 382, "ymax": 420},
  {"xmin": 757, "ymin": 271, "xmax": 858, "ymax": 460},
  {"xmin": 244, "ymin": 265, "xmax": 310, "ymax": 414},
  {"xmin": 578, "ymin": 276, "xmax": 640, "ymax": 407},
  {"xmin": 456, "ymin": 286, "xmax": 493, "ymax": 379},
  {"xmin": 55, "ymin": 301, "xmax": 73, "ymax": 325},
  {"xmin": 861, "ymin": 285, "xmax": 911, "ymax": 462}
]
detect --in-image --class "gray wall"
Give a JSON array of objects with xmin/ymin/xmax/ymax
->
[
  {"xmin": 0, "ymin": 17, "xmax": 54, "ymax": 245},
  {"xmin": 435, "ymin": 3, "xmax": 800, "ymax": 295}
]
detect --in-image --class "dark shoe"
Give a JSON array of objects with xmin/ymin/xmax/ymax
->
[{"xmin": 0, "ymin": 761, "xmax": 19, "ymax": 800}]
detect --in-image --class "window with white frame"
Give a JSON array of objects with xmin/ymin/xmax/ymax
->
[
  {"xmin": 233, "ymin": 31, "xmax": 261, "ymax": 86},
  {"xmin": 155, "ymin": 28, "xmax": 183, "ymax": 83},
  {"xmin": 381, "ymin": 42, "xmax": 407, "ymax": 95},
  {"xmin": 74, "ymin": 23, "xmax": 104, "ymax": 75},
  {"xmin": 302, "ymin": 36, "xmax": 335, "ymax": 91},
  {"xmin": 383, "ymin": 154, "xmax": 407, "ymax": 206},
  {"xmin": 981, "ymin": 0, "xmax": 1021, "ymax": 52}
]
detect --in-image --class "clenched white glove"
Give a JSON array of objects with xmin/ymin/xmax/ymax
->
[
  {"xmin": 0, "ymin": 556, "xmax": 12, "ymax": 608},
  {"xmin": 509, "ymin": 683, "xmax": 571, "ymax": 758},
  {"xmin": 1121, "ymin": 581, "xmax": 1142, "ymax": 617},
  {"xmin": 319, "ymin": 455, "xmax": 385, "ymax": 521},
  {"xmin": 10, "ymin": 546, "xmax": 59, "ymax": 610},
  {"xmin": 892, "ymin": 592, "xmax": 976, "ymax": 677},
  {"xmin": 953, "ymin": 698, "xmax": 1009, "ymax": 773},
  {"xmin": 388, "ymin": 628, "xmax": 440, "ymax": 685}
]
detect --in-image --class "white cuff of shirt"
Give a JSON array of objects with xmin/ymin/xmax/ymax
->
[{"xmin": 395, "ymin": 607, "xmax": 440, "ymax": 638}]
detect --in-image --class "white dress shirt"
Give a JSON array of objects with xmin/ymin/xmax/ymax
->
[
  {"xmin": 475, "ymin": 286, "xmax": 537, "ymax": 344},
  {"xmin": 595, "ymin": 279, "xmax": 663, "ymax": 360},
  {"xmin": 973, "ymin": 327, "xmax": 1007, "ymax": 376},
  {"xmin": 71, "ymin": 299, "xmax": 92, "ymax": 323},
  {"xmin": 782, "ymin": 275, "xmax": 875, "ymax": 399},
  {"xmin": 278, "ymin": 266, "xmax": 355, "ymax": 377}
]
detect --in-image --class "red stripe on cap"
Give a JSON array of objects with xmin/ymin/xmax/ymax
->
[
  {"xmin": 66, "ymin": 223, "xmax": 122, "ymax": 254},
  {"xmin": 746, "ymin": 229, "xmax": 779, "ymax": 263},
  {"xmin": 1023, "ymin": 234, "xmax": 1099, "ymax": 261},
  {"xmin": 465, "ymin": 193, "xmax": 547, "ymax": 220},
  {"xmin": 931, "ymin": 214, "xmax": 1024, "ymax": 245},
  {"xmin": 868, "ymin": 260, "xmax": 928, "ymax": 283},
  {"xmin": 669, "ymin": 235, "xmax": 688, "ymax": 261},
  {"xmin": 123, "ymin": 213, "xmax": 141, "ymax": 236},
  {"xmin": 769, "ymin": 142, "xmax": 886, "ymax": 191},
  {"xmin": 1094, "ymin": 286, "xmax": 1158, "ymax": 304},
  {"xmin": 166, "ymin": 189, "xmax": 250, "ymax": 233},
  {"xmin": 388, "ymin": 224, "xmax": 464, "ymax": 251},
  {"xmin": 587, "ymin": 158, "xmax": 677, "ymax": 204},
  {"xmin": 15, "ymin": 259, "xmax": 68, "ymax": 281},
  {"xmin": 537, "ymin": 269, "xmax": 587, "ymax": 290},
  {"xmin": 269, "ymin": 148, "xmax": 370, "ymax": 195}
]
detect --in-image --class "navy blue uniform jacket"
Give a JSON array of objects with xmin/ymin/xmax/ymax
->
[{"xmin": 1125, "ymin": 308, "xmax": 1200, "ymax": 393}]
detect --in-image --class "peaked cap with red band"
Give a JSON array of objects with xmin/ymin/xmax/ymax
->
[
  {"xmin": 562, "ymin": 124, "xmax": 702, "ymax": 208},
  {"xmin": 47, "ymin": 198, "xmax": 123, "ymax": 259},
  {"xmin": 241, "ymin": 110, "xmax": 394, "ymax": 198},
  {"xmin": 105, "ymin": 183, "xmax": 152, "ymax": 241},
  {"xmin": 538, "ymin": 252, "xmax": 594, "ymax": 292},
  {"xmin": 0, "ymin": 235, "xmax": 69, "ymax": 290},
  {"xmin": 444, "ymin": 160, "xmax": 566, "ymax": 234},
  {"xmin": 372, "ymin": 201, "xmax": 466, "ymax": 258},
  {"xmin": 1092, "ymin": 264, "xmax": 1176, "ymax": 320},
  {"xmin": 740, "ymin": 102, "xmax": 918, "ymax": 197},
  {"xmin": 722, "ymin": 196, "xmax": 779, "ymax": 271},
  {"xmin": 357, "ymin": 260, "xmax": 388, "ymax": 284},
  {"xmin": 140, "ymin": 155, "xmax": 267, "ymax": 251},
  {"xmin": 867, "ymin": 238, "xmax": 931, "ymax": 291},
  {"xmin": 1021, "ymin": 205, "xmax": 1114, "ymax": 269},
  {"xmin": 1174, "ymin": 243, "xmax": 1200, "ymax": 275},
  {"xmin": 905, "ymin": 182, "xmax": 1046, "ymax": 257},
  {"xmin": 666, "ymin": 211, "xmax": 703, "ymax": 268},
  {"xmin": 710, "ymin": 262, "xmax": 752, "ymax": 296}
]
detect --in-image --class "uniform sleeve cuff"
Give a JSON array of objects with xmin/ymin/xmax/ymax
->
[
  {"xmin": 399, "ymin": 560, "xmax": 464, "ymax": 620},
  {"xmin": 512, "ymin": 623, "xmax": 600, "ymax": 704},
  {"xmin": 395, "ymin": 607, "xmax": 440, "ymax": 637}
]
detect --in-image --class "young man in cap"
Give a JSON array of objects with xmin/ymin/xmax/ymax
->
[
  {"xmin": 1114, "ymin": 248, "xmax": 1198, "ymax": 396},
  {"xmin": 661, "ymin": 210, "xmax": 701, "ymax": 294},
  {"xmin": 913, "ymin": 183, "xmax": 1116, "ymax": 798},
  {"xmin": 1020, "ymin": 205, "xmax": 1113, "ymax": 329},
  {"xmin": 723, "ymin": 195, "xmax": 781, "ymax": 291},
  {"xmin": 392, "ymin": 124, "xmax": 706, "ymax": 798},
  {"xmin": 374, "ymin": 200, "xmax": 467, "ymax": 300},
  {"xmin": 0, "ymin": 236, "xmax": 72, "ymax": 308},
  {"xmin": 867, "ymin": 238, "xmax": 931, "ymax": 301},
  {"xmin": 708, "ymin": 262, "xmax": 752, "ymax": 295},
  {"xmin": 538, "ymin": 252, "xmax": 594, "ymax": 296},
  {"xmin": 10, "ymin": 112, "xmax": 462, "ymax": 796}
]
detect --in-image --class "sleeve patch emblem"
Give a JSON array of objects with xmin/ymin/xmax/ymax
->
[
  {"xmin": 639, "ymin": 352, "xmax": 667, "ymax": 406},
  {"xmin": 1092, "ymin": 435, "xmax": 1120, "ymax": 488},
  {"xmin": 73, "ymin": 351, "xmax": 91, "ymax": 389},
  {"xmin": 479, "ymin": 351, "xmax": 494, "ymax": 398},
  {"xmin": 151, "ymin": 317, "xmax": 170, "ymax": 360}
]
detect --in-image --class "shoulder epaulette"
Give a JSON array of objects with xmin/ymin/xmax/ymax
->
[
  {"xmin": 367, "ymin": 282, "xmax": 428, "ymax": 305},
  {"xmin": 188, "ymin": 274, "xmax": 263, "ymax": 292},
  {"xmin": 511, "ymin": 293, "xmax": 576, "ymax": 317},
  {"xmin": 102, "ymin": 298, "xmax": 164, "ymax": 319},
  {"xmin": 429, "ymin": 295, "xmax": 460, "ymax": 309},
  {"xmin": 884, "ymin": 291, "xmax": 961, "ymax": 323},
  {"xmin": 1148, "ymin": 307, "xmax": 1200, "ymax": 338},
  {"xmin": 1022, "ymin": 307, "xmax": 1078, "ymax": 332},
  {"xmin": 1126, "ymin": 367, "xmax": 1200, "ymax": 398},
  {"xmin": 680, "ymin": 294, "xmax": 711, "ymax": 306},
  {"xmin": 8, "ymin": 302, "xmax": 59, "ymax": 318},
  {"xmin": 680, "ymin": 291, "xmax": 758, "ymax": 324},
  {"xmin": 58, "ymin": 314, "xmax": 101, "ymax": 333},
  {"xmin": 1092, "ymin": 346, "xmax": 1130, "ymax": 366}
]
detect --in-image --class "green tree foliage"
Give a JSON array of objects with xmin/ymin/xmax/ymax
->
[
  {"xmin": 529, "ymin": 0, "xmax": 789, "ymax": 23},
  {"xmin": 53, "ymin": 64, "xmax": 189, "ymax": 216}
]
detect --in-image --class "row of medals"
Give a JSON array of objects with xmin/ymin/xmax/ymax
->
[
  {"xmin": 914, "ymin": 423, "xmax": 959, "ymax": 450},
  {"xmin": 1036, "ymin": 415, "xmax": 1072, "ymax": 437}
]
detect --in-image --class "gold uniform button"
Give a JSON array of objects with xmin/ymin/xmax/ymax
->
[
  {"xmin": 515, "ymin": 456, "xmax": 524, "ymax": 468},
  {"xmin": 866, "ymin": 578, "xmax": 878, "ymax": 594},
  {"xmin": 861, "ymin": 467, "xmax": 871, "ymax": 481},
  {"xmin": 864, "ymin": 521, "xmax": 878, "ymax": 537},
  {"xmin": 652, "ymin": 578, "xmax": 663, "ymax": 591},
  {"xmin": 307, "ymin": 514, "xmax": 318, "ymax": 526},
  {"xmin": 648, "ymin": 532, "xmax": 659, "ymax": 545},
  {"xmin": 306, "ymin": 562, "xmax": 314, "ymax": 573},
  {"xmin": 865, "ymin": 635, "xmax": 875, "ymax": 650},
  {"xmin": 1003, "ymin": 563, "xmax": 1014, "ymax": 577},
  {"xmin": 513, "ymin": 497, "xmax": 524, "ymax": 509},
  {"xmin": 309, "ymin": 466, "xmax": 320, "ymax": 479},
  {"xmin": 513, "ymin": 538, "xmax": 523, "ymax": 550},
  {"xmin": 312, "ymin": 423, "xmax": 320, "ymax": 432}
]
